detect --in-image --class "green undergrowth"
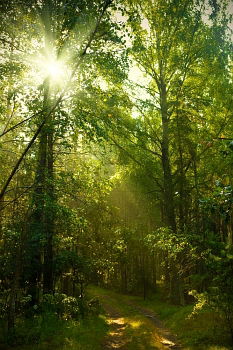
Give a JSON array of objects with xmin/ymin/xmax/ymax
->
[
  {"xmin": 0, "ymin": 314, "xmax": 109, "ymax": 350},
  {"xmin": 88, "ymin": 285, "xmax": 232, "ymax": 350},
  {"xmin": 87, "ymin": 286, "xmax": 169, "ymax": 350},
  {"xmin": 133, "ymin": 294, "xmax": 231, "ymax": 349}
]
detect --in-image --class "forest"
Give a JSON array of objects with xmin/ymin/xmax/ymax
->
[{"xmin": 0, "ymin": 0, "xmax": 233, "ymax": 349}]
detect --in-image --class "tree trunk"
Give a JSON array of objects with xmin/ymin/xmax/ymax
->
[
  {"xmin": 0, "ymin": 196, "xmax": 4, "ymax": 238},
  {"xmin": 176, "ymin": 114, "xmax": 187, "ymax": 231},
  {"xmin": 39, "ymin": 1, "xmax": 55, "ymax": 295},
  {"xmin": 160, "ymin": 80, "xmax": 176, "ymax": 232},
  {"xmin": 27, "ymin": 121, "xmax": 47, "ymax": 304},
  {"xmin": 7, "ymin": 239, "xmax": 21, "ymax": 336},
  {"xmin": 159, "ymin": 77, "xmax": 181, "ymax": 303},
  {"xmin": 43, "ymin": 108, "xmax": 54, "ymax": 294}
]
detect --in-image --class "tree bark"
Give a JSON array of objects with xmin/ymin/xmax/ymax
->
[
  {"xmin": 43, "ymin": 108, "xmax": 54, "ymax": 294},
  {"xmin": 160, "ymin": 79, "xmax": 176, "ymax": 232},
  {"xmin": 159, "ymin": 75, "xmax": 180, "ymax": 303}
]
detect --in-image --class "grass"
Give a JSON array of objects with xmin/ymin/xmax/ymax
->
[
  {"xmin": 87, "ymin": 286, "xmax": 167, "ymax": 349},
  {"xmin": 1, "ymin": 286, "xmax": 231, "ymax": 350},
  {"xmin": 129, "ymin": 291, "xmax": 231, "ymax": 349},
  {"xmin": 88, "ymin": 285, "xmax": 232, "ymax": 350},
  {"xmin": 0, "ymin": 313, "xmax": 109, "ymax": 350}
]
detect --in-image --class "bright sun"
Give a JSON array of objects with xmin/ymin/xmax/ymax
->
[
  {"xmin": 45, "ymin": 59, "xmax": 64, "ymax": 81},
  {"xmin": 31, "ymin": 51, "xmax": 69, "ymax": 87}
]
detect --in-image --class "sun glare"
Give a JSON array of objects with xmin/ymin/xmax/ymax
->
[
  {"xmin": 45, "ymin": 59, "xmax": 64, "ymax": 80},
  {"xmin": 41, "ymin": 57, "xmax": 67, "ymax": 85},
  {"xmin": 31, "ymin": 50, "xmax": 69, "ymax": 88}
]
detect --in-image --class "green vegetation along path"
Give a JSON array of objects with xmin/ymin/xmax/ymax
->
[{"xmin": 89, "ymin": 286, "xmax": 182, "ymax": 350}]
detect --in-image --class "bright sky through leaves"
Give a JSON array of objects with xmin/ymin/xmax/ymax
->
[
  {"xmin": 44, "ymin": 59, "xmax": 64, "ymax": 81},
  {"xmin": 36, "ymin": 54, "xmax": 69, "ymax": 86}
]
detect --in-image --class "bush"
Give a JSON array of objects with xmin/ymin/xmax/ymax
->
[{"xmin": 41, "ymin": 293, "xmax": 80, "ymax": 319}]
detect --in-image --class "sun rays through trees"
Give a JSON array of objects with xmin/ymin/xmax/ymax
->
[{"xmin": 0, "ymin": 0, "xmax": 233, "ymax": 349}]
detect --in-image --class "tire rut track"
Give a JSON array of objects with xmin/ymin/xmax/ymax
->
[
  {"xmin": 99, "ymin": 294, "xmax": 183, "ymax": 349},
  {"xmin": 101, "ymin": 302, "xmax": 129, "ymax": 349}
]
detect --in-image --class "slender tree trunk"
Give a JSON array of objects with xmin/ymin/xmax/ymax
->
[
  {"xmin": 27, "ymin": 122, "xmax": 47, "ymax": 304},
  {"xmin": 160, "ymin": 80, "xmax": 176, "ymax": 232},
  {"xmin": 0, "ymin": 196, "xmax": 4, "ymax": 237},
  {"xmin": 176, "ymin": 114, "xmax": 187, "ymax": 231},
  {"xmin": 152, "ymin": 252, "xmax": 157, "ymax": 291},
  {"xmin": 43, "ymin": 106, "xmax": 54, "ymax": 294},
  {"xmin": 7, "ymin": 233, "xmax": 22, "ymax": 336},
  {"xmin": 142, "ymin": 254, "xmax": 147, "ymax": 300},
  {"xmin": 7, "ymin": 283, "xmax": 16, "ymax": 334},
  {"xmin": 28, "ymin": 74, "xmax": 55, "ymax": 298},
  {"xmin": 159, "ymin": 77, "xmax": 181, "ymax": 303},
  {"xmin": 39, "ymin": 1, "xmax": 55, "ymax": 295}
]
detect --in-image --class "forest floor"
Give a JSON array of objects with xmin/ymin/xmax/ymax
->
[
  {"xmin": 93, "ymin": 289, "xmax": 182, "ymax": 349},
  {"xmin": 88, "ymin": 286, "xmax": 231, "ymax": 350},
  {"xmin": 2, "ymin": 286, "xmax": 231, "ymax": 350}
]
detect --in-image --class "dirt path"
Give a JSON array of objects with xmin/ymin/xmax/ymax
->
[
  {"xmin": 92, "ymin": 289, "xmax": 183, "ymax": 350},
  {"xmin": 102, "ymin": 303, "xmax": 129, "ymax": 349},
  {"xmin": 125, "ymin": 301, "xmax": 183, "ymax": 349}
]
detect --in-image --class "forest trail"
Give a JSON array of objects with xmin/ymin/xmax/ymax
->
[{"xmin": 89, "ymin": 287, "xmax": 183, "ymax": 350}]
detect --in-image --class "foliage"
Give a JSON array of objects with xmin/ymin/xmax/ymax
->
[
  {"xmin": 2, "ymin": 313, "xmax": 108, "ymax": 349},
  {"xmin": 0, "ymin": 0, "xmax": 233, "ymax": 348}
]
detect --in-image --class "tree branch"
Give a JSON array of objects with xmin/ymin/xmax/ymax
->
[
  {"xmin": 0, "ymin": 0, "xmax": 113, "ymax": 201},
  {"xmin": 109, "ymin": 135, "xmax": 163, "ymax": 190}
]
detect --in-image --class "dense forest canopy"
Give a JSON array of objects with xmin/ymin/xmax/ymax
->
[{"xmin": 0, "ymin": 0, "xmax": 233, "ymax": 348}]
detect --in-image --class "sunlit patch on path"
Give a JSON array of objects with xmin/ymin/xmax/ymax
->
[
  {"xmin": 126, "ymin": 301, "xmax": 183, "ymax": 349},
  {"xmin": 104, "ymin": 316, "xmax": 128, "ymax": 349},
  {"xmin": 97, "ymin": 292, "xmax": 181, "ymax": 350},
  {"xmin": 102, "ymin": 303, "xmax": 129, "ymax": 349}
]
